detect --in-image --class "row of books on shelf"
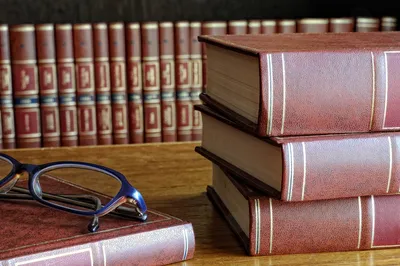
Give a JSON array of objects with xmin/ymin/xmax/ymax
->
[{"xmin": 0, "ymin": 15, "xmax": 396, "ymax": 150}]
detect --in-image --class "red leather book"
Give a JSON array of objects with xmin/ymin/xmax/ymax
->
[
  {"xmin": 228, "ymin": 20, "xmax": 248, "ymax": 34},
  {"xmin": 208, "ymin": 163, "xmax": 400, "ymax": 256},
  {"xmin": 195, "ymin": 103, "xmax": 400, "ymax": 202},
  {"xmin": 141, "ymin": 22, "xmax": 162, "ymax": 143},
  {"xmin": 356, "ymin": 17, "xmax": 380, "ymax": 32},
  {"xmin": 200, "ymin": 21, "xmax": 227, "ymax": 93},
  {"xmin": 126, "ymin": 23, "xmax": 144, "ymax": 144},
  {"xmin": 35, "ymin": 24, "xmax": 61, "ymax": 147},
  {"xmin": 0, "ymin": 24, "xmax": 16, "ymax": 149},
  {"xmin": 328, "ymin": 17, "xmax": 355, "ymax": 32},
  {"xmin": 55, "ymin": 24, "xmax": 79, "ymax": 147},
  {"xmin": 93, "ymin": 23, "xmax": 113, "ymax": 145},
  {"xmin": 174, "ymin": 21, "xmax": 192, "ymax": 141},
  {"xmin": 297, "ymin": 18, "xmax": 329, "ymax": 32},
  {"xmin": 73, "ymin": 24, "xmax": 98, "ymax": 146},
  {"xmin": 189, "ymin": 22, "xmax": 203, "ymax": 141},
  {"xmin": 277, "ymin": 20, "xmax": 296, "ymax": 33},
  {"xmin": 0, "ymin": 175, "xmax": 195, "ymax": 265},
  {"xmin": 381, "ymin": 16, "xmax": 397, "ymax": 31},
  {"xmin": 261, "ymin": 20, "xmax": 277, "ymax": 34},
  {"xmin": 198, "ymin": 31, "xmax": 400, "ymax": 137},
  {"xmin": 247, "ymin": 20, "xmax": 261, "ymax": 34},
  {"xmin": 159, "ymin": 22, "xmax": 177, "ymax": 142},
  {"xmin": 9, "ymin": 24, "xmax": 41, "ymax": 148},
  {"xmin": 109, "ymin": 22, "xmax": 129, "ymax": 145}
]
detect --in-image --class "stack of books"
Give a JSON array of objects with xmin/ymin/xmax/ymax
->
[{"xmin": 195, "ymin": 31, "xmax": 400, "ymax": 255}]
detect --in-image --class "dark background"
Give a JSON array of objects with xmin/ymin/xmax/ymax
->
[{"xmin": 0, "ymin": 0, "xmax": 397, "ymax": 25}]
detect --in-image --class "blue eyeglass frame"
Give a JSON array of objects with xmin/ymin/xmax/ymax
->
[{"xmin": 0, "ymin": 153, "xmax": 148, "ymax": 224}]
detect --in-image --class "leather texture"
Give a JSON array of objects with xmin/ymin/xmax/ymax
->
[
  {"xmin": 159, "ymin": 22, "xmax": 177, "ymax": 142},
  {"xmin": 72, "ymin": 24, "xmax": 97, "ymax": 146},
  {"xmin": 109, "ymin": 22, "xmax": 129, "ymax": 145},
  {"xmin": 196, "ymin": 103, "xmax": 400, "ymax": 201},
  {"xmin": 35, "ymin": 24, "xmax": 61, "ymax": 148},
  {"xmin": 93, "ymin": 23, "xmax": 113, "ymax": 145},
  {"xmin": 126, "ymin": 23, "xmax": 144, "ymax": 144},
  {"xmin": 208, "ymin": 167, "xmax": 400, "ymax": 256},
  {"xmin": 198, "ymin": 32, "xmax": 400, "ymax": 137},
  {"xmin": 0, "ymin": 176, "xmax": 195, "ymax": 265},
  {"xmin": 55, "ymin": 23, "xmax": 79, "ymax": 147},
  {"xmin": 0, "ymin": 24, "xmax": 16, "ymax": 149},
  {"xmin": 141, "ymin": 22, "xmax": 162, "ymax": 143},
  {"xmin": 9, "ymin": 24, "xmax": 41, "ymax": 148}
]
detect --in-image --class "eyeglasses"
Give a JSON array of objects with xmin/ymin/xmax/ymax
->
[{"xmin": 0, "ymin": 153, "xmax": 148, "ymax": 232}]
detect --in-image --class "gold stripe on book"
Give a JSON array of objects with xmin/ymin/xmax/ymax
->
[
  {"xmin": 93, "ymin": 23, "xmax": 107, "ymax": 30},
  {"xmin": 182, "ymin": 226, "xmax": 189, "ymax": 260},
  {"xmin": 370, "ymin": 195, "xmax": 375, "ymax": 248},
  {"xmin": 382, "ymin": 51, "xmax": 400, "ymax": 130},
  {"xmin": 109, "ymin": 23, "xmax": 123, "ymax": 29},
  {"xmin": 229, "ymin": 20, "xmax": 247, "ymax": 27},
  {"xmin": 262, "ymin": 20, "xmax": 276, "ymax": 26},
  {"xmin": 369, "ymin": 52, "xmax": 375, "ymax": 131},
  {"xmin": 73, "ymin": 24, "xmax": 92, "ymax": 30},
  {"xmin": 0, "ymin": 25, "xmax": 8, "ymax": 31},
  {"xmin": 10, "ymin": 25, "xmax": 35, "ymax": 31},
  {"xmin": 190, "ymin": 22, "xmax": 201, "ymax": 27},
  {"xmin": 254, "ymin": 199, "xmax": 261, "ymax": 255},
  {"xmin": 269, "ymin": 198, "xmax": 273, "ymax": 254},
  {"xmin": 330, "ymin": 18, "xmax": 354, "ymax": 24},
  {"xmin": 128, "ymin": 23, "xmax": 140, "ymax": 29},
  {"xmin": 36, "ymin": 24, "xmax": 54, "ymax": 31},
  {"xmin": 142, "ymin": 23, "xmax": 158, "ymax": 29},
  {"xmin": 387, "ymin": 136, "xmax": 393, "ymax": 193},
  {"xmin": 56, "ymin": 24, "xmax": 72, "ymax": 30},
  {"xmin": 266, "ymin": 54, "xmax": 274, "ymax": 135},
  {"xmin": 176, "ymin": 22, "xmax": 189, "ymax": 27},
  {"xmin": 357, "ymin": 196, "xmax": 362, "ymax": 249},
  {"xmin": 202, "ymin": 22, "xmax": 227, "ymax": 28},
  {"xmin": 301, "ymin": 142, "xmax": 307, "ymax": 201},
  {"xmin": 280, "ymin": 53, "xmax": 286, "ymax": 135}
]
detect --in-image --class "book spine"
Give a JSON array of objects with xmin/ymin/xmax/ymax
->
[
  {"xmin": 141, "ymin": 22, "xmax": 162, "ymax": 143},
  {"xmin": 280, "ymin": 134, "xmax": 400, "ymax": 201},
  {"xmin": 247, "ymin": 20, "xmax": 261, "ymax": 34},
  {"xmin": 381, "ymin": 16, "xmax": 397, "ymax": 31},
  {"xmin": 277, "ymin": 20, "xmax": 296, "ymax": 33},
  {"xmin": 73, "ymin": 24, "xmax": 97, "ymax": 146},
  {"xmin": 328, "ymin": 17, "xmax": 355, "ymax": 32},
  {"xmin": 35, "ymin": 24, "xmax": 61, "ymax": 147},
  {"xmin": 356, "ymin": 17, "xmax": 380, "ymax": 32},
  {"xmin": 257, "ymin": 49, "xmax": 400, "ymax": 136},
  {"xmin": 1, "ymin": 223, "xmax": 195, "ymax": 265},
  {"xmin": 159, "ymin": 22, "xmax": 177, "ymax": 142},
  {"xmin": 0, "ymin": 24, "xmax": 16, "ymax": 149},
  {"xmin": 297, "ymin": 18, "xmax": 329, "ymax": 32},
  {"xmin": 189, "ymin": 22, "xmax": 203, "ymax": 141},
  {"xmin": 9, "ymin": 24, "xmax": 41, "ymax": 148},
  {"xmin": 55, "ymin": 24, "xmax": 78, "ymax": 147},
  {"xmin": 93, "ymin": 23, "xmax": 113, "ymax": 145},
  {"xmin": 228, "ymin": 20, "xmax": 248, "ymax": 34},
  {"xmin": 175, "ymin": 21, "xmax": 192, "ymax": 141},
  {"xmin": 109, "ymin": 22, "xmax": 129, "ymax": 145},
  {"xmin": 261, "ymin": 20, "xmax": 277, "ymax": 34},
  {"xmin": 126, "ymin": 23, "xmax": 144, "ymax": 144},
  {"xmin": 201, "ymin": 22, "xmax": 227, "ymax": 93},
  {"xmin": 247, "ymin": 194, "xmax": 399, "ymax": 255}
]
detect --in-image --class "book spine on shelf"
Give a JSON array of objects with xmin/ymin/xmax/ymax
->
[
  {"xmin": 228, "ymin": 20, "xmax": 248, "ymax": 34},
  {"xmin": 277, "ymin": 19, "xmax": 296, "ymax": 33},
  {"xmin": 189, "ymin": 22, "xmax": 203, "ymax": 141},
  {"xmin": 356, "ymin": 17, "xmax": 380, "ymax": 32},
  {"xmin": 126, "ymin": 23, "xmax": 144, "ymax": 144},
  {"xmin": 381, "ymin": 16, "xmax": 397, "ymax": 31},
  {"xmin": 35, "ymin": 24, "xmax": 61, "ymax": 147},
  {"xmin": 73, "ymin": 23, "xmax": 97, "ymax": 146},
  {"xmin": 261, "ymin": 20, "xmax": 277, "ymax": 34},
  {"xmin": 159, "ymin": 22, "xmax": 177, "ymax": 142},
  {"xmin": 0, "ymin": 223, "xmax": 195, "ymax": 265},
  {"xmin": 174, "ymin": 21, "xmax": 192, "ymax": 141},
  {"xmin": 93, "ymin": 23, "xmax": 113, "ymax": 145},
  {"xmin": 109, "ymin": 22, "xmax": 129, "ymax": 145},
  {"xmin": 10, "ymin": 24, "xmax": 41, "ymax": 148},
  {"xmin": 141, "ymin": 22, "xmax": 162, "ymax": 143},
  {"xmin": 297, "ymin": 18, "xmax": 329, "ymax": 32},
  {"xmin": 247, "ymin": 20, "xmax": 261, "ymax": 34},
  {"xmin": 328, "ymin": 17, "xmax": 355, "ymax": 32},
  {"xmin": 55, "ymin": 24, "xmax": 78, "ymax": 147},
  {"xmin": 0, "ymin": 24, "xmax": 15, "ymax": 149}
]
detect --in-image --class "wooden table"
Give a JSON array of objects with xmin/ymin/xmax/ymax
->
[{"xmin": 3, "ymin": 142, "xmax": 400, "ymax": 265}]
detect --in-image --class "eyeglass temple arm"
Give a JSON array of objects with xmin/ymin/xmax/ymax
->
[{"xmin": 1, "ymin": 187, "xmax": 145, "ymax": 220}]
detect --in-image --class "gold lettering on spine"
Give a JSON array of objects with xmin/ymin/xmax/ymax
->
[
  {"xmin": 24, "ymin": 114, "xmax": 30, "ymax": 132},
  {"xmin": 1, "ymin": 68, "xmax": 9, "ymax": 89},
  {"xmin": 116, "ymin": 109, "xmax": 123, "ymax": 127},
  {"xmin": 21, "ymin": 70, "xmax": 30, "ymax": 90},
  {"xmin": 80, "ymin": 67, "xmax": 90, "ymax": 88},
  {"xmin": 46, "ymin": 113, "xmax": 55, "ymax": 131},
  {"xmin": 84, "ymin": 109, "xmax": 90, "ymax": 131},
  {"xmin": 44, "ymin": 69, "xmax": 52, "ymax": 86},
  {"xmin": 130, "ymin": 64, "xmax": 139, "ymax": 87},
  {"xmin": 179, "ymin": 63, "xmax": 188, "ymax": 84},
  {"xmin": 162, "ymin": 63, "xmax": 172, "ymax": 85},
  {"xmin": 4, "ymin": 113, "xmax": 12, "ymax": 133},
  {"xmin": 62, "ymin": 69, "xmax": 71, "ymax": 86}
]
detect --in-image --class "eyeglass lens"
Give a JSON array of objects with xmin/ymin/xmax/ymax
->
[{"xmin": 0, "ymin": 157, "xmax": 15, "ymax": 193}]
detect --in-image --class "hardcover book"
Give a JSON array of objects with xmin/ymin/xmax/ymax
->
[
  {"xmin": 198, "ymin": 31, "xmax": 400, "ymax": 137},
  {"xmin": 208, "ymin": 163, "xmax": 400, "ymax": 256},
  {"xmin": 0, "ymin": 175, "xmax": 195, "ymax": 265},
  {"xmin": 195, "ymin": 104, "xmax": 400, "ymax": 202}
]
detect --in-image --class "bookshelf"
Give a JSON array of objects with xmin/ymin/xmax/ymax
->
[{"xmin": 0, "ymin": 0, "xmax": 398, "ymax": 24}]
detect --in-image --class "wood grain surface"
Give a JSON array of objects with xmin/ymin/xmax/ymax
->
[{"xmin": 3, "ymin": 142, "xmax": 400, "ymax": 265}]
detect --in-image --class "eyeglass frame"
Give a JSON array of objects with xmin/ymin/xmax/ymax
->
[{"xmin": 0, "ymin": 153, "xmax": 148, "ymax": 230}]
